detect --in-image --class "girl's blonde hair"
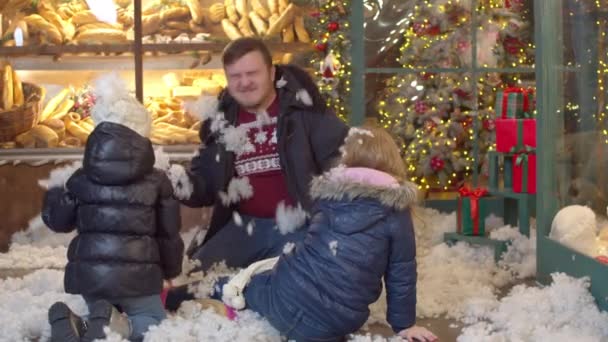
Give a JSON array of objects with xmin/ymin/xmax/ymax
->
[{"xmin": 340, "ymin": 124, "xmax": 407, "ymax": 182}]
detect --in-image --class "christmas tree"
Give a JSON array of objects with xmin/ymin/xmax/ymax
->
[{"xmin": 376, "ymin": 0, "xmax": 534, "ymax": 189}]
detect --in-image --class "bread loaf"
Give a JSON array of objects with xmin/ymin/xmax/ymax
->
[
  {"xmin": 74, "ymin": 28, "xmax": 128, "ymax": 44},
  {"xmin": 235, "ymin": 0, "xmax": 248, "ymax": 18},
  {"xmin": 142, "ymin": 14, "xmax": 162, "ymax": 36},
  {"xmin": 16, "ymin": 125, "xmax": 59, "ymax": 148},
  {"xmin": 282, "ymin": 23, "xmax": 294, "ymax": 42}
]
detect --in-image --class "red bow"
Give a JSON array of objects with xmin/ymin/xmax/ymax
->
[{"xmin": 458, "ymin": 186, "xmax": 488, "ymax": 235}]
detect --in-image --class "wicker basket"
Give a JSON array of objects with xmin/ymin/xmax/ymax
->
[{"xmin": 0, "ymin": 83, "xmax": 44, "ymax": 143}]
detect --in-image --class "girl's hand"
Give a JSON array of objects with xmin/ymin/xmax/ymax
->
[
  {"xmin": 163, "ymin": 279, "xmax": 173, "ymax": 289},
  {"xmin": 398, "ymin": 325, "xmax": 438, "ymax": 341}
]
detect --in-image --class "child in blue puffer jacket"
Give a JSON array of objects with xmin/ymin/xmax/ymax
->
[{"xmin": 216, "ymin": 125, "xmax": 437, "ymax": 341}]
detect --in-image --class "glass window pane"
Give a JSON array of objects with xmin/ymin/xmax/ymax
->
[{"xmin": 557, "ymin": 0, "xmax": 608, "ymax": 221}]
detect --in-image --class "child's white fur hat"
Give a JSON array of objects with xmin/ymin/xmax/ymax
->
[{"xmin": 90, "ymin": 72, "xmax": 151, "ymax": 137}]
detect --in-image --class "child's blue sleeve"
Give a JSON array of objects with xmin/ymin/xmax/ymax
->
[
  {"xmin": 384, "ymin": 210, "xmax": 417, "ymax": 333},
  {"xmin": 41, "ymin": 187, "xmax": 78, "ymax": 233}
]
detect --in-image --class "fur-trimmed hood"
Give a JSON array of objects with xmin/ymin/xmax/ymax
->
[{"xmin": 310, "ymin": 167, "xmax": 419, "ymax": 211}]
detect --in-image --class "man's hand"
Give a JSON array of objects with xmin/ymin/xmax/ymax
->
[{"xmin": 398, "ymin": 325, "xmax": 438, "ymax": 341}]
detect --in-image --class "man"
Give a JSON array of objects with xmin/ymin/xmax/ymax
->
[{"xmin": 176, "ymin": 38, "xmax": 349, "ymax": 272}]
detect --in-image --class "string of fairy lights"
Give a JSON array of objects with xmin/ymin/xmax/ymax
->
[{"xmin": 311, "ymin": 0, "xmax": 351, "ymax": 120}]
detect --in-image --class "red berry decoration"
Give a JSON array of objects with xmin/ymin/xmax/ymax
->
[
  {"xmin": 430, "ymin": 156, "xmax": 445, "ymax": 172},
  {"xmin": 315, "ymin": 43, "xmax": 328, "ymax": 52},
  {"xmin": 327, "ymin": 21, "xmax": 340, "ymax": 32}
]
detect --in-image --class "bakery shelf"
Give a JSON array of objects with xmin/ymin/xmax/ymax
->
[{"xmin": 0, "ymin": 144, "xmax": 198, "ymax": 164}]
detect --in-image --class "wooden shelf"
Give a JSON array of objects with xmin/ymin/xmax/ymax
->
[
  {"xmin": 0, "ymin": 42, "xmax": 312, "ymax": 58},
  {"xmin": 0, "ymin": 145, "xmax": 198, "ymax": 164}
]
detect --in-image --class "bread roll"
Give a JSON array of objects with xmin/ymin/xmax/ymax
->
[
  {"xmin": 142, "ymin": 14, "xmax": 162, "ymax": 35},
  {"xmin": 266, "ymin": 3, "xmax": 295, "ymax": 36},
  {"xmin": 278, "ymin": 0, "xmax": 289, "ymax": 13},
  {"xmin": 16, "ymin": 125, "xmax": 59, "ymax": 148},
  {"xmin": 209, "ymin": 3, "xmax": 226, "ymax": 24},
  {"xmin": 40, "ymin": 118, "xmax": 66, "ymax": 140},
  {"xmin": 268, "ymin": 0, "xmax": 279, "ymax": 15}
]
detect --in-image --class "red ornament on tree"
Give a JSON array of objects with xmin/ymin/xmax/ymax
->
[
  {"xmin": 315, "ymin": 43, "xmax": 328, "ymax": 52},
  {"xmin": 327, "ymin": 21, "xmax": 340, "ymax": 32},
  {"xmin": 310, "ymin": 11, "xmax": 321, "ymax": 18},
  {"xmin": 503, "ymin": 37, "xmax": 525, "ymax": 55},
  {"xmin": 430, "ymin": 156, "xmax": 445, "ymax": 172},
  {"xmin": 415, "ymin": 100, "xmax": 428, "ymax": 114},
  {"xmin": 482, "ymin": 118, "xmax": 496, "ymax": 131}
]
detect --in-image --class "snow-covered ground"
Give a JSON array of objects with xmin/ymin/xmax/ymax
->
[{"xmin": 1, "ymin": 208, "xmax": 607, "ymax": 341}]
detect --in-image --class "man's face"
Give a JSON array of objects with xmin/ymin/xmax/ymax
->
[{"xmin": 224, "ymin": 51, "xmax": 276, "ymax": 111}]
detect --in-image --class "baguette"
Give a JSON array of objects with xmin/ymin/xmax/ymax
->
[
  {"xmin": 266, "ymin": 3, "xmax": 295, "ymax": 36},
  {"xmin": 268, "ymin": 0, "xmax": 279, "ymax": 15},
  {"xmin": 40, "ymin": 88, "xmax": 70, "ymax": 122},
  {"xmin": 165, "ymin": 21, "xmax": 190, "ymax": 31},
  {"xmin": 268, "ymin": 14, "xmax": 279, "ymax": 27},
  {"xmin": 74, "ymin": 28, "xmax": 128, "ymax": 44},
  {"xmin": 185, "ymin": 0, "xmax": 205, "ymax": 25},
  {"xmin": 71, "ymin": 10, "xmax": 100, "ymax": 26},
  {"xmin": 225, "ymin": 0, "xmax": 239, "ymax": 23},
  {"xmin": 49, "ymin": 99, "xmax": 75, "ymax": 120},
  {"xmin": 222, "ymin": 19, "xmax": 243, "ymax": 40},
  {"xmin": 78, "ymin": 22, "xmax": 123, "ymax": 32},
  {"xmin": 251, "ymin": 0, "xmax": 270, "ymax": 18},
  {"xmin": 235, "ymin": 0, "xmax": 248, "ymax": 18},
  {"xmin": 37, "ymin": 1, "xmax": 75, "ymax": 41},
  {"xmin": 238, "ymin": 16, "xmax": 255, "ymax": 37},
  {"xmin": 293, "ymin": 15, "xmax": 310, "ymax": 42},
  {"xmin": 2, "ymin": 64, "xmax": 13, "ymax": 110},
  {"xmin": 160, "ymin": 7, "xmax": 190, "ymax": 22},
  {"xmin": 279, "ymin": 0, "xmax": 289, "ymax": 13},
  {"xmin": 12, "ymin": 66, "xmax": 23, "ymax": 107},
  {"xmin": 282, "ymin": 23, "xmax": 294, "ymax": 42},
  {"xmin": 249, "ymin": 12, "xmax": 267, "ymax": 35},
  {"xmin": 23, "ymin": 14, "xmax": 62, "ymax": 44}
]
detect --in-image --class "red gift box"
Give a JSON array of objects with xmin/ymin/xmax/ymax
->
[
  {"xmin": 512, "ymin": 153, "xmax": 536, "ymax": 194},
  {"xmin": 495, "ymin": 118, "xmax": 536, "ymax": 153}
]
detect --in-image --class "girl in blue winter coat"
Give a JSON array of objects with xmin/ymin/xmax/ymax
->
[
  {"xmin": 41, "ymin": 73, "xmax": 184, "ymax": 342},
  {"xmin": 217, "ymin": 125, "xmax": 437, "ymax": 341}
]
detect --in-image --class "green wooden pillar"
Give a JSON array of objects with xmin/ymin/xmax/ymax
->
[
  {"xmin": 349, "ymin": 0, "xmax": 365, "ymax": 126},
  {"xmin": 535, "ymin": 0, "xmax": 562, "ymax": 282}
]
